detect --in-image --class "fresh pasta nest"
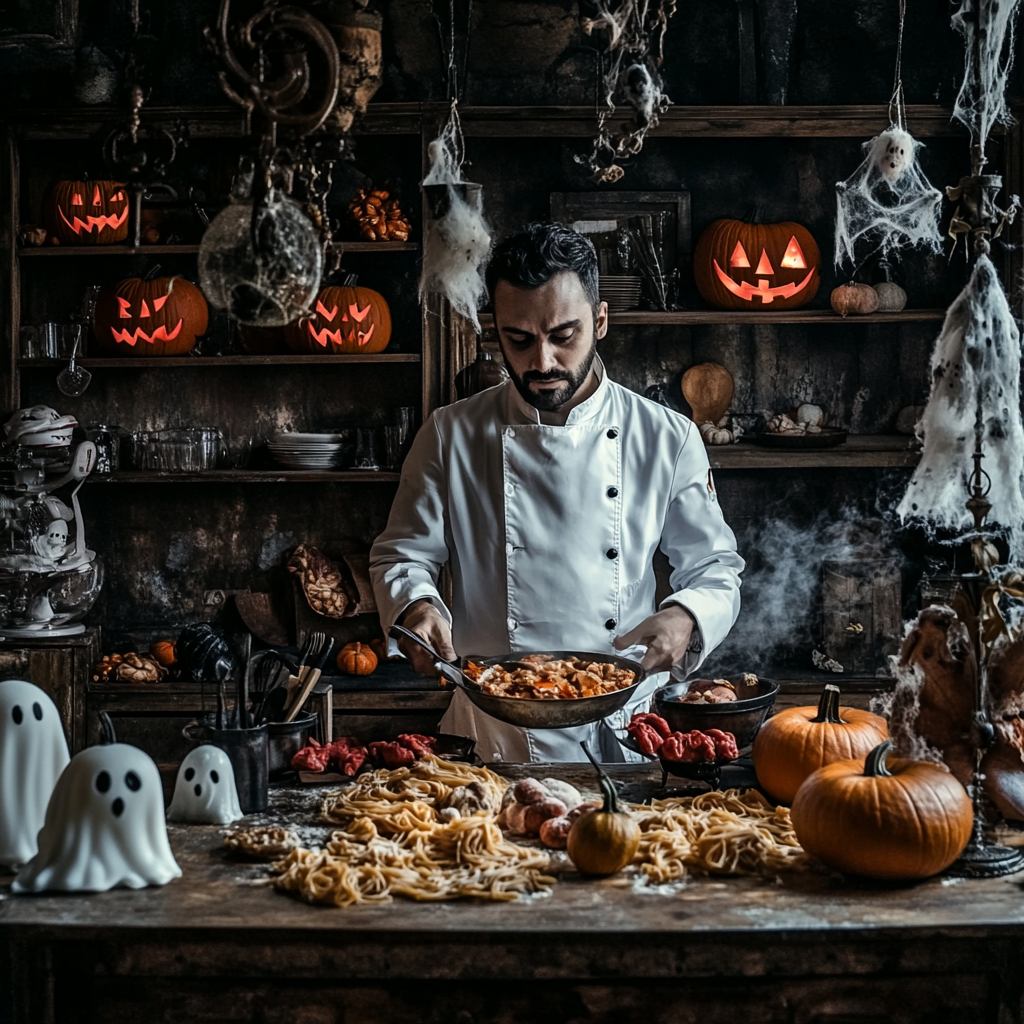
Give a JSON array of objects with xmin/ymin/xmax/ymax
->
[{"xmin": 272, "ymin": 757, "xmax": 553, "ymax": 906}]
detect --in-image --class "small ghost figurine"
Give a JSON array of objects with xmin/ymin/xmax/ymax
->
[
  {"xmin": 873, "ymin": 127, "xmax": 914, "ymax": 183},
  {"xmin": 13, "ymin": 723, "xmax": 181, "ymax": 893},
  {"xmin": 0, "ymin": 680, "xmax": 70, "ymax": 867},
  {"xmin": 167, "ymin": 745, "xmax": 243, "ymax": 825}
]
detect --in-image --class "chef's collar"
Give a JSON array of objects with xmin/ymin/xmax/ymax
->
[{"xmin": 505, "ymin": 355, "xmax": 610, "ymax": 426}]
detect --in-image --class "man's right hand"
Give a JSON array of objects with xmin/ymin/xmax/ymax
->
[{"xmin": 396, "ymin": 599, "xmax": 457, "ymax": 676}]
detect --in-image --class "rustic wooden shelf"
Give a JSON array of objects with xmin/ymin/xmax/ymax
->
[
  {"xmin": 18, "ymin": 240, "xmax": 418, "ymax": 257},
  {"xmin": 709, "ymin": 435, "xmax": 921, "ymax": 469},
  {"xmin": 86, "ymin": 471, "xmax": 401, "ymax": 483},
  {"xmin": 480, "ymin": 309, "xmax": 945, "ymax": 328},
  {"xmin": 20, "ymin": 353, "xmax": 420, "ymax": 368}
]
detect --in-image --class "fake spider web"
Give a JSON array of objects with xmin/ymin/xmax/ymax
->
[
  {"xmin": 897, "ymin": 254, "xmax": 1024, "ymax": 560},
  {"xmin": 834, "ymin": 127, "xmax": 943, "ymax": 268},
  {"xmin": 418, "ymin": 108, "xmax": 492, "ymax": 331},
  {"xmin": 952, "ymin": 0, "xmax": 1021, "ymax": 156}
]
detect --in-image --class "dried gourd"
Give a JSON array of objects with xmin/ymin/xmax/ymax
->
[{"xmin": 348, "ymin": 189, "xmax": 411, "ymax": 242}]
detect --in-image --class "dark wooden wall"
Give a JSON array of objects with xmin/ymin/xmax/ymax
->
[{"xmin": 1, "ymin": 0, "xmax": 1017, "ymax": 662}]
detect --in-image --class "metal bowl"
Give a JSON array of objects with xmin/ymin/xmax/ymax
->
[
  {"xmin": 454, "ymin": 650, "xmax": 646, "ymax": 730},
  {"xmin": 653, "ymin": 676, "xmax": 778, "ymax": 748},
  {"xmin": 615, "ymin": 728, "xmax": 735, "ymax": 786}
]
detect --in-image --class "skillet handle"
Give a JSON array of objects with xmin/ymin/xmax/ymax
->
[{"xmin": 389, "ymin": 623, "xmax": 469, "ymax": 691}]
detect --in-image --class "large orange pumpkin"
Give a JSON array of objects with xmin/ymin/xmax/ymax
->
[
  {"xmin": 285, "ymin": 277, "xmax": 391, "ymax": 354},
  {"xmin": 43, "ymin": 180, "xmax": 129, "ymax": 245},
  {"xmin": 93, "ymin": 275, "xmax": 209, "ymax": 357},
  {"xmin": 791, "ymin": 741, "xmax": 973, "ymax": 880},
  {"xmin": 752, "ymin": 684, "xmax": 888, "ymax": 803},
  {"xmin": 694, "ymin": 217, "xmax": 820, "ymax": 310}
]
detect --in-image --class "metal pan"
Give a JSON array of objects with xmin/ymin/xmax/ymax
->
[
  {"xmin": 455, "ymin": 650, "xmax": 646, "ymax": 730},
  {"xmin": 388, "ymin": 625, "xmax": 646, "ymax": 730}
]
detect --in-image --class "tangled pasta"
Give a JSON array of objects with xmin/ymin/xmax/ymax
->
[
  {"xmin": 632, "ymin": 789, "xmax": 808, "ymax": 882},
  {"xmin": 273, "ymin": 757, "xmax": 554, "ymax": 906}
]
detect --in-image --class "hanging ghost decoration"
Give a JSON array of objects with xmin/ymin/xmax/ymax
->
[
  {"xmin": 419, "ymin": 109, "xmax": 492, "ymax": 331},
  {"xmin": 167, "ymin": 745, "xmax": 243, "ymax": 825},
  {"xmin": 897, "ymin": 255, "xmax": 1024, "ymax": 559},
  {"xmin": 13, "ymin": 733, "xmax": 181, "ymax": 893},
  {"xmin": 834, "ymin": 126, "xmax": 943, "ymax": 268},
  {"xmin": 0, "ymin": 681, "xmax": 70, "ymax": 868}
]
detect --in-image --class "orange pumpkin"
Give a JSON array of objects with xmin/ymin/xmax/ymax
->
[
  {"xmin": 43, "ymin": 179, "xmax": 129, "ymax": 245},
  {"xmin": 791, "ymin": 741, "xmax": 973, "ymax": 880},
  {"xmin": 150, "ymin": 640, "xmax": 177, "ymax": 667},
  {"xmin": 752, "ymin": 684, "xmax": 889, "ymax": 803},
  {"xmin": 285, "ymin": 277, "xmax": 391, "ymax": 355},
  {"xmin": 694, "ymin": 217, "xmax": 820, "ymax": 311},
  {"xmin": 337, "ymin": 641, "xmax": 378, "ymax": 676},
  {"xmin": 93, "ymin": 275, "xmax": 209, "ymax": 357}
]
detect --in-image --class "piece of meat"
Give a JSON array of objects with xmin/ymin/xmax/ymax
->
[
  {"xmin": 626, "ymin": 721, "xmax": 665, "ymax": 756},
  {"xmin": 661, "ymin": 730, "xmax": 717, "ymax": 763},
  {"xmin": 705, "ymin": 728, "xmax": 739, "ymax": 760},
  {"xmin": 895, "ymin": 605, "xmax": 976, "ymax": 785},
  {"xmin": 368, "ymin": 740, "xmax": 416, "ymax": 768},
  {"xmin": 291, "ymin": 738, "xmax": 331, "ymax": 772},
  {"xmin": 629, "ymin": 712, "xmax": 671, "ymax": 738},
  {"xmin": 397, "ymin": 733, "xmax": 439, "ymax": 757}
]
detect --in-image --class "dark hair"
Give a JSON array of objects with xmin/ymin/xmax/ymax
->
[{"xmin": 486, "ymin": 221, "xmax": 600, "ymax": 311}]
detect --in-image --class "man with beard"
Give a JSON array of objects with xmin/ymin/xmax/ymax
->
[{"xmin": 370, "ymin": 222, "xmax": 744, "ymax": 761}]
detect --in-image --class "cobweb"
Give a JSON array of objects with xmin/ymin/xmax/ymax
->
[
  {"xmin": 419, "ymin": 110, "xmax": 492, "ymax": 330},
  {"xmin": 897, "ymin": 254, "xmax": 1024, "ymax": 559},
  {"xmin": 834, "ymin": 127, "xmax": 943, "ymax": 268},
  {"xmin": 952, "ymin": 0, "xmax": 1021, "ymax": 156}
]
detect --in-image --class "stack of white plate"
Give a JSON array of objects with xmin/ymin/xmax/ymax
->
[
  {"xmin": 599, "ymin": 275, "xmax": 643, "ymax": 311},
  {"xmin": 267, "ymin": 432, "xmax": 349, "ymax": 469}
]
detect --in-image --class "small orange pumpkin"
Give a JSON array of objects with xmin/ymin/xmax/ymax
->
[
  {"xmin": 337, "ymin": 642, "xmax": 378, "ymax": 676},
  {"xmin": 285, "ymin": 275, "xmax": 391, "ymax": 355},
  {"xmin": 43, "ymin": 179, "xmax": 129, "ymax": 245},
  {"xmin": 149, "ymin": 640, "xmax": 177, "ymax": 667},
  {"xmin": 830, "ymin": 281, "xmax": 880, "ymax": 317},
  {"xmin": 93, "ymin": 274, "xmax": 209, "ymax": 357},
  {"xmin": 752, "ymin": 684, "xmax": 889, "ymax": 803},
  {"xmin": 791, "ymin": 741, "xmax": 973, "ymax": 880}
]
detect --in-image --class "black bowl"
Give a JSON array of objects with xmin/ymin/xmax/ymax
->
[{"xmin": 653, "ymin": 676, "xmax": 778, "ymax": 749}]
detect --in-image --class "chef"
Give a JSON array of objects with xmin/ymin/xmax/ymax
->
[{"xmin": 370, "ymin": 222, "xmax": 744, "ymax": 762}]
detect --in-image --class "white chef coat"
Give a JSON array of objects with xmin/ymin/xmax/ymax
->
[{"xmin": 369, "ymin": 358, "xmax": 744, "ymax": 763}]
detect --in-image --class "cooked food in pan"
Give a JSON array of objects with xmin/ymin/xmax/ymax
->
[
  {"xmin": 464, "ymin": 654, "xmax": 636, "ymax": 700},
  {"xmin": 672, "ymin": 674, "xmax": 760, "ymax": 704}
]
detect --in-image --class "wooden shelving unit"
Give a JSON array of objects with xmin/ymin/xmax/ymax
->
[
  {"xmin": 480, "ymin": 309, "xmax": 946, "ymax": 328},
  {"xmin": 17, "ymin": 240, "xmax": 419, "ymax": 257},
  {"xmin": 20, "ymin": 353, "xmax": 421, "ymax": 368},
  {"xmin": 708, "ymin": 435, "xmax": 921, "ymax": 470},
  {"xmin": 86, "ymin": 471, "xmax": 401, "ymax": 484}
]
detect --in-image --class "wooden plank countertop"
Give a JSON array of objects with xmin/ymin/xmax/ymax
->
[
  {"xmin": 3, "ymin": 762, "xmax": 1023, "ymax": 942},
  {"xmin": 4, "ymin": 762, "xmax": 1024, "ymax": 1022}
]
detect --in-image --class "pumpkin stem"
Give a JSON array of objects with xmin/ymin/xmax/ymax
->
[
  {"xmin": 144, "ymin": 264, "xmax": 163, "ymax": 282},
  {"xmin": 743, "ymin": 205, "xmax": 762, "ymax": 224},
  {"xmin": 343, "ymin": 273, "xmax": 358, "ymax": 287},
  {"xmin": 580, "ymin": 741, "xmax": 623, "ymax": 814},
  {"xmin": 811, "ymin": 684, "xmax": 845, "ymax": 724},
  {"xmin": 863, "ymin": 740, "xmax": 894, "ymax": 777}
]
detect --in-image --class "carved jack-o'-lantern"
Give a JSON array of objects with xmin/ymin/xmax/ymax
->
[
  {"xmin": 284, "ymin": 277, "xmax": 391, "ymax": 354},
  {"xmin": 43, "ymin": 180, "xmax": 129, "ymax": 245},
  {"xmin": 93, "ymin": 275, "xmax": 209, "ymax": 357},
  {"xmin": 694, "ymin": 218, "xmax": 820, "ymax": 311}
]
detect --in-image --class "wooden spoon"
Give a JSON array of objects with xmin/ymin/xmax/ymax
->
[{"xmin": 681, "ymin": 363, "xmax": 734, "ymax": 425}]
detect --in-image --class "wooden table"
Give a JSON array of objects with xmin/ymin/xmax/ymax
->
[{"xmin": 3, "ymin": 762, "xmax": 1024, "ymax": 1024}]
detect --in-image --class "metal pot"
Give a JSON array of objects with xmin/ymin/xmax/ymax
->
[{"xmin": 653, "ymin": 676, "xmax": 778, "ymax": 749}]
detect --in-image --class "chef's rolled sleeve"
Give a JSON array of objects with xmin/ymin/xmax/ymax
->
[
  {"xmin": 657, "ymin": 431, "xmax": 744, "ymax": 675},
  {"xmin": 369, "ymin": 414, "xmax": 453, "ymax": 633}
]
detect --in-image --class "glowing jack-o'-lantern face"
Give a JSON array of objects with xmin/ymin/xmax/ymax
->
[
  {"xmin": 43, "ymin": 180, "xmax": 129, "ymax": 245},
  {"xmin": 694, "ymin": 219, "xmax": 821, "ymax": 311},
  {"xmin": 93, "ymin": 276, "xmax": 209, "ymax": 357},
  {"xmin": 285, "ymin": 283, "xmax": 392, "ymax": 355}
]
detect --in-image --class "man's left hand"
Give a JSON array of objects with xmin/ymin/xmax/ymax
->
[{"xmin": 613, "ymin": 605, "xmax": 697, "ymax": 673}]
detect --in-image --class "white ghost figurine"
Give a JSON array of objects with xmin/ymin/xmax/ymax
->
[
  {"xmin": 872, "ymin": 126, "xmax": 915, "ymax": 182},
  {"xmin": 13, "ymin": 740, "xmax": 181, "ymax": 893},
  {"xmin": 0, "ymin": 680, "xmax": 70, "ymax": 867},
  {"xmin": 167, "ymin": 745, "xmax": 243, "ymax": 825}
]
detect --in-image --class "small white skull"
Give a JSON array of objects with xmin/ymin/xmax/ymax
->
[{"xmin": 45, "ymin": 519, "xmax": 68, "ymax": 560}]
